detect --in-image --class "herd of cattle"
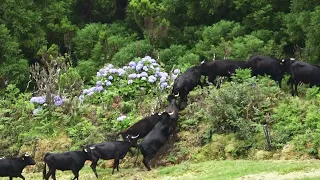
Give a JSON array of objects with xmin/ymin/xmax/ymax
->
[{"xmin": 1, "ymin": 55, "xmax": 320, "ymax": 179}]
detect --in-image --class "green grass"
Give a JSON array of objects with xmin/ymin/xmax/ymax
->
[{"xmin": 2, "ymin": 160, "xmax": 320, "ymax": 180}]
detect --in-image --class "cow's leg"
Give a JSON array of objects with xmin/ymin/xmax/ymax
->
[
  {"xmin": 278, "ymin": 79, "xmax": 282, "ymax": 88},
  {"xmin": 90, "ymin": 159, "xmax": 99, "ymax": 178},
  {"xmin": 112, "ymin": 159, "xmax": 120, "ymax": 174},
  {"xmin": 19, "ymin": 174, "xmax": 25, "ymax": 180},
  {"xmin": 9, "ymin": 177, "xmax": 13, "ymax": 180},
  {"xmin": 142, "ymin": 157, "xmax": 151, "ymax": 171},
  {"xmin": 71, "ymin": 169, "xmax": 79, "ymax": 180},
  {"xmin": 294, "ymin": 83, "xmax": 299, "ymax": 96},
  {"xmin": 44, "ymin": 169, "xmax": 53, "ymax": 180},
  {"xmin": 52, "ymin": 169, "xmax": 57, "ymax": 180},
  {"xmin": 290, "ymin": 81, "xmax": 295, "ymax": 96}
]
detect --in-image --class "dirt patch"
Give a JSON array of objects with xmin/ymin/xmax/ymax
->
[{"xmin": 237, "ymin": 169, "xmax": 320, "ymax": 180}]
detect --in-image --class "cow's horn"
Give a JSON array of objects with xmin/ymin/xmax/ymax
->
[
  {"xmin": 84, "ymin": 148, "xmax": 88, "ymax": 152},
  {"xmin": 90, "ymin": 146, "xmax": 95, "ymax": 150},
  {"xmin": 168, "ymin": 111, "xmax": 174, "ymax": 115},
  {"xmin": 132, "ymin": 134, "xmax": 139, "ymax": 139},
  {"xmin": 290, "ymin": 58, "xmax": 295, "ymax": 61},
  {"xmin": 281, "ymin": 59, "xmax": 284, "ymax": 62},
  {"xmin": 126, "ymin": 135, "xmax": 130, "ymax": 139},
  {"xmin": 174, "ymin": 93, "xmax": 179, "ymax": 97},
  {"xmin": 201, "ymin": 60, "xmax": 205, "ymax": 64},
  {"xmin": 25, "ymin": 153, "xmax": 30, "ymax": 157}
]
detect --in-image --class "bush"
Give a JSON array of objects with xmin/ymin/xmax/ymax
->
[
  {"xmin": 112, "ymin": 40, "xmax": 153, "ymax": 66},
  {"xmin": 159, "ymin": 44, "xmax": 187, "ymax": 71}
]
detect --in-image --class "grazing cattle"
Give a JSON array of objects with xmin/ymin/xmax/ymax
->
[
  {"xmin": 136, "ymin": 112, "xmax": 174, "ymax": 171},
  {"xmin": 285, "ymin": 59, "xmax": 320, "ymax": 96},
  {"xmin": 165, "ymin": 95, "xmax": 179, "ymax": 136},
  {"xmin": 0, "ymin": 153, "xmax": 36, "ymax": 180},
  {"xmin": 116, "ymin": 113, "xmax": 162, "ymax": 155},
  {"xmin": 247, "ymin": 55, "xmax": 291, "ymax": 88},
  {"xmin": 172, "ymin": 65, "xmax": 205, "ymax": 110},
  {"xmin": 200, "ymin": 59, "xmax": 249, "ymax": 86},
  {"xmin": 43, "ymin": 148, "xmax": 96, "ymax": 180},
  {"xmin": 88, "ymin": 134, "xmax": 140, "ymax": 177}
]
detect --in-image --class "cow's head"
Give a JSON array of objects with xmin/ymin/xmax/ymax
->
[
  {"xmin": 280, "ymin": 58, "xmax": 295, "ymax": 73},
  {"xmin": 20, "ymin": 153, "xmax": 36, "ymax": 165},
  {"xmin": 83, "ymin": 146, "xmax": 97, "ymax": 162},
  {"xmin": 126, "ymin": 134, "xmax": 140, "ymax": 146}
]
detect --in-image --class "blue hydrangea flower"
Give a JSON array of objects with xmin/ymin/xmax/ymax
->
[
  {"xmin": 82, "ymin": 89, "xmax": 89, "ymax": 95},
  {"xmin": 33, "ymin": 108, "xmax": 41, "ymax": 115},
  {"xmin": 88, "ymin": 91, "xmax": 94, "ymax": 96},
  {"xmin": 143, "ymin": 66, "xmax": 149, "ymax": 71},
  {"xmin": 79, "ymin": 95, "xmax": 85, "ymax": 102},
  {"xmin": 148, "ymin": 75, "xmax": 157, "ymax": 83},
  {"xmin": 128, "ymin": 79, "xmax": 133, "ymax": 84},
  {"xmin": 160, "ymin": 82, "xmax": 168, "ymax": 89},
  {"xmin": 141, "ymin": 77, "xmax": 147, "ymax": 81},
  {"xmin": 117, "ymin": 115, "xmax": 126, "ymax": 121},
  {"xmin": 105, "ymin": 81, "xmax": 112, "ymax": 86},
  {"xmin": 118, "ymin": 69, "xmax": 126, "ymax": 76},
  {"xmin": 128, "ymin": 73, "xmax": 137, "ymax": 79},
  {"xmin": 155, "ymin": 67, "xmax": 161, "ymax": 72},
  {"xmin": 129, "ymin": 61, "xmax": 136, "ymax": 67},
  {"xmin": 97, "ymin": 72, "xmax": 102, "ymax": 77},
  {"xmin": 96, "ymin": 81, "xmax": 103, "ymax": 86},
  {"xmin": 107, "ymin": 64, "xmax": 114, "ymax": 69},
  {"xmin": 136, "ymin": 74, "xmax": 141, "ymax": 78},
  {"xmin": 30, "ymin": 96, "xmax": 46, "ymax": 104},
  {"xmin": 108, "ymin": 75, "xmax": 113, "ymax": 80},
  {"xmin": 95, "ymin": 86, "xmax": 103, "ymax": 92},
  {"xmin": 171, "ymin": 74, "xmax": 178, "ymax": 80},
  {"xmin": 140, "ymin": 72, "xmax": 148, "ymax": 77},
  {"xmin": 152, "ymin": 62, "xmax": 159, "ymax": 67},
  {"xmin": 173, "ymin": 69, "xmax": 181, "ymax": 74},
  {"xmin": 123, "ymin": 66, "xmax": 129, "ymax": 70},
  {"xmin": 160, "ymin": 77, "xmax": 167, "ymax": 83},
  {"xmin": 135, "ymin": 64, "xmax": 143, "ymax": 71}
]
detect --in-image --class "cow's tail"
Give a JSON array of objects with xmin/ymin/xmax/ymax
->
[
  {"xmin": 134, "ymin": 144, "xmax": 141, "ymax": 167},
  {"xmin": 43, "ymin": 153, "xmax": 50, "ymax": 179}
]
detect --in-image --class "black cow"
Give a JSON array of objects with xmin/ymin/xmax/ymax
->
[
  {"xmin": 136, "ymin": 112, "xmax": 174, "ymax": 171},
  {"xmin": 247, "ymin": 55, "xmax": 291, "ymax": 88},
  {"xmin": 0, "ymin": 153, "xmax": 36, "ymax": 180},
  {"xmin": 116, "ymin": 113, "xmax": 162, "ymax": 155},
  {"xmin": 286, "ymin": 59, "xmax": 320, "ymax": 96},
  {"xmin": 88, "ymin": 134, "xmax": 140, "ymax": 177},
  {"xmin": 200, "ymin": 59, "xmax": 249, "ymax": 86},
  {"xmin": 43, "ymin": 147, "xmax": 96, "ymax": 180},
  {"xmin": 165, "ymin": 95, "xmax": 179, "ymax": 137},
  {"xmin": 172, "ymin": 65, "xmax": 205, "ymax": 110}
]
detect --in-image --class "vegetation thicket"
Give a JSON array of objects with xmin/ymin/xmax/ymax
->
[{"xmin": 1, "ymin": 0, "xmax": 320, "ymax": 173}]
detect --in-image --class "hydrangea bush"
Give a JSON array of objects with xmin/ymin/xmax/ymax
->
[{"xmin": 80, "ymin": 56, "xmax": 180, "ymax": 103}]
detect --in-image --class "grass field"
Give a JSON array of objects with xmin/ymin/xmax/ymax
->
[{"xmin": 1, "ymin": 160, "xmax": 320, "ymax": 180}]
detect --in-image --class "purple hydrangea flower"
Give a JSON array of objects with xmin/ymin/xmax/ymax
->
[
  {"xmin": 97, "ymin": 72, "xmax": 102, "ymax": 77},
  {"xmin": 135, "ymin": 64, "xmax": 143, "ymax": 71},
  {"xmin": 152, "ymin": 63, "xmax": 159, "ymax": 67},
  {"xmin": 117, "ymin": 115, "xmax": 126, "ymax": 121},
  {"xmin": 30, "ymin": 96, "xmax": 46, "ymax": 104},
  {"xmin": 108, "ymin": 75, "xmax": 113, "ymax": 80},
  {"xmin": 107, "ymin": 64, "xmax": 114, "ymax": 69},
  {"xmin": 82, "ymin": 89, "xmax": 89, "ymax": 95},
  {"xmin": 155, "ymin": 67, "xmax": 161, "ymax": 72},
  {"xmin": 136, "ymin": 74, "xmax": 141, "ymax": 78}
]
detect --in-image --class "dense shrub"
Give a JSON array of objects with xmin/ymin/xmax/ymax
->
[{"xmin": 112, "ymin": 40, "xmax": 153, "ymax": 66}]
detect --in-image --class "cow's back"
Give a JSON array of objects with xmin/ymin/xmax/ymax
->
[
  {"xmin": 45, "ymin": 151, "xmax": 86, "ymax": 171},
  {"xmin": 291, "ymin": 61, "xmax": 320, "ymax": 83}
]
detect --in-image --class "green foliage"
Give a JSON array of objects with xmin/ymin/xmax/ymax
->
[
  {"xmin": 111, "ymin": 40, "xmax": 153, "ymax": 66},
  {"xmin": 159, "ymin": 45, "xmax": 187, "ymax": 70},
  {"xmin": 76, "ymin": 60, "xmax": 98, "ymax": 83}
]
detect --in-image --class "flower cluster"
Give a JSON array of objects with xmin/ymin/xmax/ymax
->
[
  {"xmin": 117, "ymin": 115, "xmax": 127, "ymax": 121},
  {"xmin": 79, "ymin": 56, "xmax": 181, "ymax": 101},
  {"xmin": 30, "ymin": 94, "xmax": 66, "ymax": 106}
]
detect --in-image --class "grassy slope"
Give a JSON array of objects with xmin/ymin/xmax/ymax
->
[{"xmin": 2, "ymin": 160, "xmax": 320, "ymax": 180}]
